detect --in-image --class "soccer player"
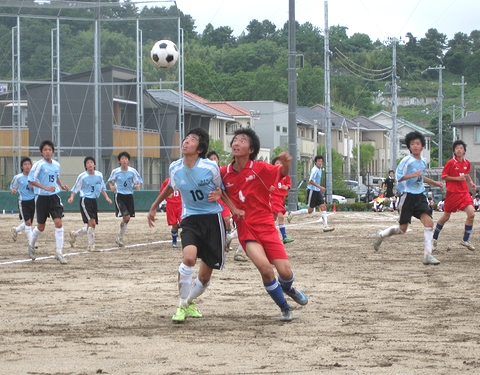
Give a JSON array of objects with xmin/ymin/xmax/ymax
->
[
  {"xmin": 159, "ymin": 177, "xmax": 182, "ymax": 248},
  {"xmin": 286, "ymin": 155, "xmax": 334, "ymax": 232},
  {"xmin": 67, "ymin": 156, "xmax": 112, "ymax": 251},
  {"xmin": 220, "ymin": 128, "xmax": 308, "ymax": 321},
  {"xmin": 383, "ymin": 170, "xmax": 396, "ymax": 198},
  {"xmin": 147, "ymin": 127, "xmax": 231, "ymax": 323},
  {"xmin": 373, "ymin": 131, "xmax": 444, "ymax": 265},
  {"xmin": 27, "ymin": 140, "xmax": 69, "ymax": 264},
  {"xmin": 432, "ymin": 140, "xmax": 476, "ymax": 251},
  {"xmin": 107, "ymin": 151, "xmax": 143, "ymax": 247},
  {"xmin": 10, "ymin": 157, "xmax": 35, "ymax": 243},
  {"xmin": 206, "ymin": 150, "xmax": 234, "ymax": 249},
  {"xmin": 270, "ymin": 156, "xmax": 293, "ymax": 244}
]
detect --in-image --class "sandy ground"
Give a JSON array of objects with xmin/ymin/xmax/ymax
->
[{"xmin": 1, "ymin": 209, "xmax": 480, "ymax": 375}]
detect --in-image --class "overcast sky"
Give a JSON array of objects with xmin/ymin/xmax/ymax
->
[{"xmin": 170, "ymin": 0, "xmax": 479, "ymax": 42}]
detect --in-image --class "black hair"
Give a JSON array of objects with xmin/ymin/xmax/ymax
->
[
  {"xmin": 39, "ymin": 140, "xmax": 55, "ymax": 153},
  {"xmin": 230, "ymin": 128, "xmax": 260, "ymax": 160},
  {"xmin": 271, "ymin": 156, "xmax": 280, "ymax": 165},
  {"xmin": 389, "ymin": 169, "xmax": 394, "ymax": 173},
  {"xmin": 314, "ymin": 155, "xmax": 324, "ymax": 162},
  {"xmin": 118, "ymin": 151, "xmax": 131, "ymax": 161},
  {"xmin": 20, "ymin": 157, "xmax": 32, "ymax": 172},
  {"xmin": 404, "ymin": 131, "xmax": 425, "ymax": 151},
  {"xmin": 452, "ymin": 140, "xmax": 467, "ymax": 153},
  {"xmin": 84, "ymin": 156, "xmax": 96, "ymax": 170},
  {"xmin": 206, "ymin": 150, "xmax": 219, "ymax": 159},
  {"xmin": 186, "ymin": 127, "xmax": 209, "ymax": 158}
]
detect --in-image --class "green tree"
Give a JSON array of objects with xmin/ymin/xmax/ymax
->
[
  {"xmin": 208, "ymin": 138, "xmax": 231, "ymax": 165},
  {"xmin": 352, "ymin": 144, "xmax": 375, "ymax": 175}
]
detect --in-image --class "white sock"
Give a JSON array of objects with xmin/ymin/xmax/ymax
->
[
  {"xmin": 88, "ymin": 227, "xmax": 95, "ymax": 246},
  {"xmin": 55, "ymin": 227, "xmax": 64, "ymax": 252},
  {"xmin": 74, "ymin": 226, "xmax": 88, "ymax": 237},
  {"xmin": 424, "ymin": 227, "xmax": 433, "ymax": 257},
  {"xmin": 321, "ymin": 210, "xmax": 327, "ymax": 227},
  {"xmin": 188, "ymin": 276, "xmax": 210, "ymax": 303},
  {"xmin": 178, "ymin": 263, "xmax": 194, "ymax": 306},
  {"xmin": 379, "ymin": 225, "xmax": 404, "ymax": 238},
  {"xmin": 25, "ymin": 225, "xmax": 32, "ymax": 241},
  {"xmin": 292, "ymin": 208, "xmax": 308, "ymax": 216},
  {"xmin": 30, "ymin": 227, "xmax": 41, "ymax": 246},
  {"xmin": 15, "ymin": 222, "xmax": 25, "ymax": 232},
  {"xmin": 119, "ymin": 221, "xmax": 128, "ymax": 237}
]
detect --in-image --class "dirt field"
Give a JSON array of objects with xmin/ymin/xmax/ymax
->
[{"xmin": 1, "ymin": 209, "xmax": 479, "ymax": 375}]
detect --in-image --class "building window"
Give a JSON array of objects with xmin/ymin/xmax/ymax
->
[
  {"xmin": 226, "ymin": 122, "xmax": 241, "ymax": 135},
  {"xmin": 339, "ymin": 131, "xmax": 343, "ymax": 142},
  {"xmin": 276, "ymin": 126, "xmax": 280, "ymax": 132},
  {"xmin": 282, "ymin": 127, "xmax": 287, "ymax": 133},
  {"xmin": 116, "ymin": 85, "xmax": 126, "ymax": 98},
  {"xmin": 475, "ymin": 127, "xmax": 480, "ymax": 143},
  {"xmin": 400, "ymin": 139, "xmax": 407, "ymax": 149}
]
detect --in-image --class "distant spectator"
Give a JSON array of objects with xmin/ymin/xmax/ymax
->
[
  {"xmin": 474, "ymin": 195, "xmax": 480, "ymax": 212},
  {"xmin": 427, "ymin": 196, "xmax": 435, "ymax": 214},
  {"xmin": 437, "ymin": 198, "xmax": 445, "ymax": 212}
]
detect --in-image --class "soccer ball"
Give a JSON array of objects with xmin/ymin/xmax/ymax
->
[{"xmin": 150, "ymin": 40, "xmax": 179, "ymax": 68}]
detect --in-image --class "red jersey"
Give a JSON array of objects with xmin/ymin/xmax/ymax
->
[
  {"xmin": 160, "ymin": 178, "xmax": 182, "ymax": 204},
  {"xmin": 442, "ymin": 156, "xmax": 470, "ymax": 194},
  {"xmin": 220, "ymin": 160, "xmax": 282, "ymax": 225},
  {"xmin": 270, "ymin": 175, "xmax": 291, "ymax": 214}
]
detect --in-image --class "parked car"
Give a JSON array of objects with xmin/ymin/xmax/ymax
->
[
  {"xmin": 332, "ymin": 194, "xmax": 347, "ymax": 204},
  {"xmin": 343, "ymin": 180, "xmax": 378, "ymax": 202}
]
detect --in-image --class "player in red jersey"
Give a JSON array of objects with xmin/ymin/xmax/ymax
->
[
  {"xmin": 433, "ymin": 140, "xmax": 476, "ymax": 251},
  {"xmin": 159, "ymin": 177, "xmax": 182, "ymax": 248},
  {"xmin": 270, "ymin": 156, "xmax": 293, "ymax": 244},
  {"xmin": 220, "ymin": 128, "xmax": 308, "ymax": 321}
]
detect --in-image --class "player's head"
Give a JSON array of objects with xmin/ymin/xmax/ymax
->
[
  {"xmin": 272, "ymin": 156, "xmax": 281, "ymax": 165},
  {"xmin": 230, "ymin": 128, "xmax": 260, "ymax": 160},
  {"xmin": 39, "ymin": 140, "xmax": 55, "ymax": 153},
  {"xmin": 206, "ymin": 150, "xmax": 219, "ymax": 163},
  {"xmin": 20, "ymin": 157, "xmax": 32, "ymax": 172},
  {"xmin": 185, "ymin": 127, "xmax": 209, "ymax": 158},
  {"xmin": 452, "ymin": 140, "xmax": 467, "ymax": 153},
  {"xmin": 118, "ymin": 151, "xmax": 131, "ymax": 162},
  {"xmin": 389, "ymin": 170, "xmax": 394, "ymax": 175},
  {"xmin": 405, "ymin": 131, "xmax": 425, "ymax": 151},
  {"xmin": 84, "ymin": 156, "xmax": 96, "ymax": 170}
]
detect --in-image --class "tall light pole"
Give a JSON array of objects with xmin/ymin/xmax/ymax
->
[{"xmin": 324, "ymin": 0, "xmax": 332, "ymax": 204}]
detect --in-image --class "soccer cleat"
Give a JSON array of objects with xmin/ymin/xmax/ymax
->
[
  {"xmin": 172, "ymin": 242, "xmax": 178, "ymax": 248},
  {"xmin": 87, "ymin": 245, "xmax": 97, "ymax": 252},
  {"xmin": 185, "ymin": 302, "xmax": 202, "ymax": 318},
  {"xmin": 373, "ymin": 229, "xmax": 383, "ymax": 251},
  {"xmin": 323, "ymin": 227, "xmax": 335, "ymax": 232},
  {"xmin": 116, "ymin": 236, "xmax": 124, "ymax": 247},
  {"xmin": 280, "ymin": 307, "xmax": 293, "ymax": 321},
  {"xmin": 460, "ymin": 240, "xmax": 475, "ymax": 251},
  {"xmin": 69, "ymin": 231, "xmax": 76, "ymax": 247},
  {"xmin": 234, "ymin": 247, "xmax": 248, "ymax": 262},
  {"xmin": 283, "ymin": 237, "xmax": 294, "ymax": 244},
  {"xmin": 28, "ymin": 244, "xmax": 36, "ymax": 261},
  {"xmin": 11, "ymin": 226, "xmax": 17, "ymax": 242},
  {"xmin": 432, "ymin": 239, "xmax": 437, "ymax": 251},
  {"xmin": 286, "ymin": 212, "xmax": 293, "ymax": 223},
  {"xmin": 284, "ymin": 287, "xmax": 308, "ymax": 305},
  {"xmin": 172, "ymin": 306, "xmax": 187, "ymax": 323},
  {"xmin": 54, "ymin": 253, "xmax": 67, "ymax": 264},
  {"xmin": 422, "ymin": 254, "xmax": 440, "ymax": 265}
]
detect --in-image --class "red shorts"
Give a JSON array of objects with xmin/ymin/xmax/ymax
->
[
  {"xmin": 270, "ymin": 196, "xmax": 287, "ymax": 215},
  {"xmin": 236, "ymin": 220, "xmax": 288, "ymax": 263},
  {"xmin": 444, "ymin": 191, "xmax": 473, "ymax": 213},
  {"xmin": 166, "ymin": 202, "xmax": 182, "ymax": 226}
]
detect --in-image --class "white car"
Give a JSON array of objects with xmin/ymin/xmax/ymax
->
[{"xmin": 332, "ymin": 194, "xmax": 347, "ymax": 204}]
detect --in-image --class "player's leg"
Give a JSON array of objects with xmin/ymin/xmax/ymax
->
[{"xmin": 461, "ymin": 205, "xmax": 475, "ymax": 250}]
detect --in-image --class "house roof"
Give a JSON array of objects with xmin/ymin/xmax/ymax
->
[
  {"xmin": 352, "ymin": 116, "xmax": 389, "ymax": 131},
  {"xmin": 300, "ymin": 105, "xmax": 360, "ymax": 131},
  {"xmin": 184, "ymin": 91, "xmax": 250, "ymax": 118},
  {"xmin": 450, "ymin": 111, "xmax": 480, "ymax": 126},
  {"xmin": 369, "ymin": 110, "xmax": 435, "ymax": 136}
]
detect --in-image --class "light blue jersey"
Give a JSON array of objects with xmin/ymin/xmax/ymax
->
[
  {"xmin": 396, "ymin": 154, "xmax": 427, "ymax": 194},
  {"xmin": 10, "ymin": 173, "xmax": 35, "ymax": 201},
  {"xmin": 107, "ymin": 166, "xmax": 143, "ymax": 195},
  {"xmin": 169, "ymin": 158, "xmax": 223, "ymax": 218},
  {"xmin": 28, "ymin": 158, "xmax": 61, "ymax": 196},
  {"xmin": 71, "ymin": 170, "xmax": 107, "ymax": 199},
  {"xmin": 307, "ymin": 165, "xmax": 322, "ymax": 192}
]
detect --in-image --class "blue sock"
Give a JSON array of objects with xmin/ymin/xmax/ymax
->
[
  {"xmin": 171, "ymin": 230, "xmax": 178, "ymax": 244},
  {"xmin": 279, "ymin": 224, "xmax": 287, "ymax": 239},
  {"xmin": 433, "ymin": 223, "xmax": 443, "ymax": 240},
  {"xmin": 463, "ymin": 225, "xmax": 473, "ymax": 242},
  {"xmin": 278, "ymin": 272, "xmax": 294, "ymax": 292},
  {"xmin": 264, "ymin": 278, "xmax": 290, "ymax": 310}
]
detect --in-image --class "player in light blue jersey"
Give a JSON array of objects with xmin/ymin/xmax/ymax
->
[
  {"xmin": 147, "ymin": 127, "xmax": 241, "ymax": 323},
  {"xmin": 10, "ymin": 157, "xmax": 35, "ymax": 243},
  {"xmin": 373, "ymin": 131, "xmax": 444, "ymax": 265},
  {"xmin": 27, "ymin": 140, "xmax": 70, "ymax": 264},
  {"xmin": 286, "ymin": 155, "xmax": 334, "ymax": 232},
  {"xmin": 107, "ymin": 151, "xmax": 143, "ymax": 247},
  {"xmin": 67, "ymin": 156, "xmax": 112, "ymax": 251}
]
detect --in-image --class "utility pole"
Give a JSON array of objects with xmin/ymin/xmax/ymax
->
[
  {"xmin": 453, "ymin": 76, "xmax": 467, "ymax": 118},
  {"xmin": 391, "ymin": 38, "xmax": 398, "ymax": 171},
  {"xmin": 424, "ymin": 65, "xmax": 445, "ymax": 167},
  {"xmin": 287, "ymin": 0, "xmax": 298, "ymax": 211},
  {"xmin": 324, "ymin": 0, "xmax": 332, "ymax": 204}
]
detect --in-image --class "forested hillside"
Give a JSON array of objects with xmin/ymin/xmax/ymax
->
[{"xmin": 1, "ymin": 1, "xmax": 479, "ymax": 129}]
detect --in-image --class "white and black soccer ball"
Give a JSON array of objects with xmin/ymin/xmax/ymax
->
[{"xmin": 150, "ymin": 40, "xmax": 179, "ymax": 68}]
